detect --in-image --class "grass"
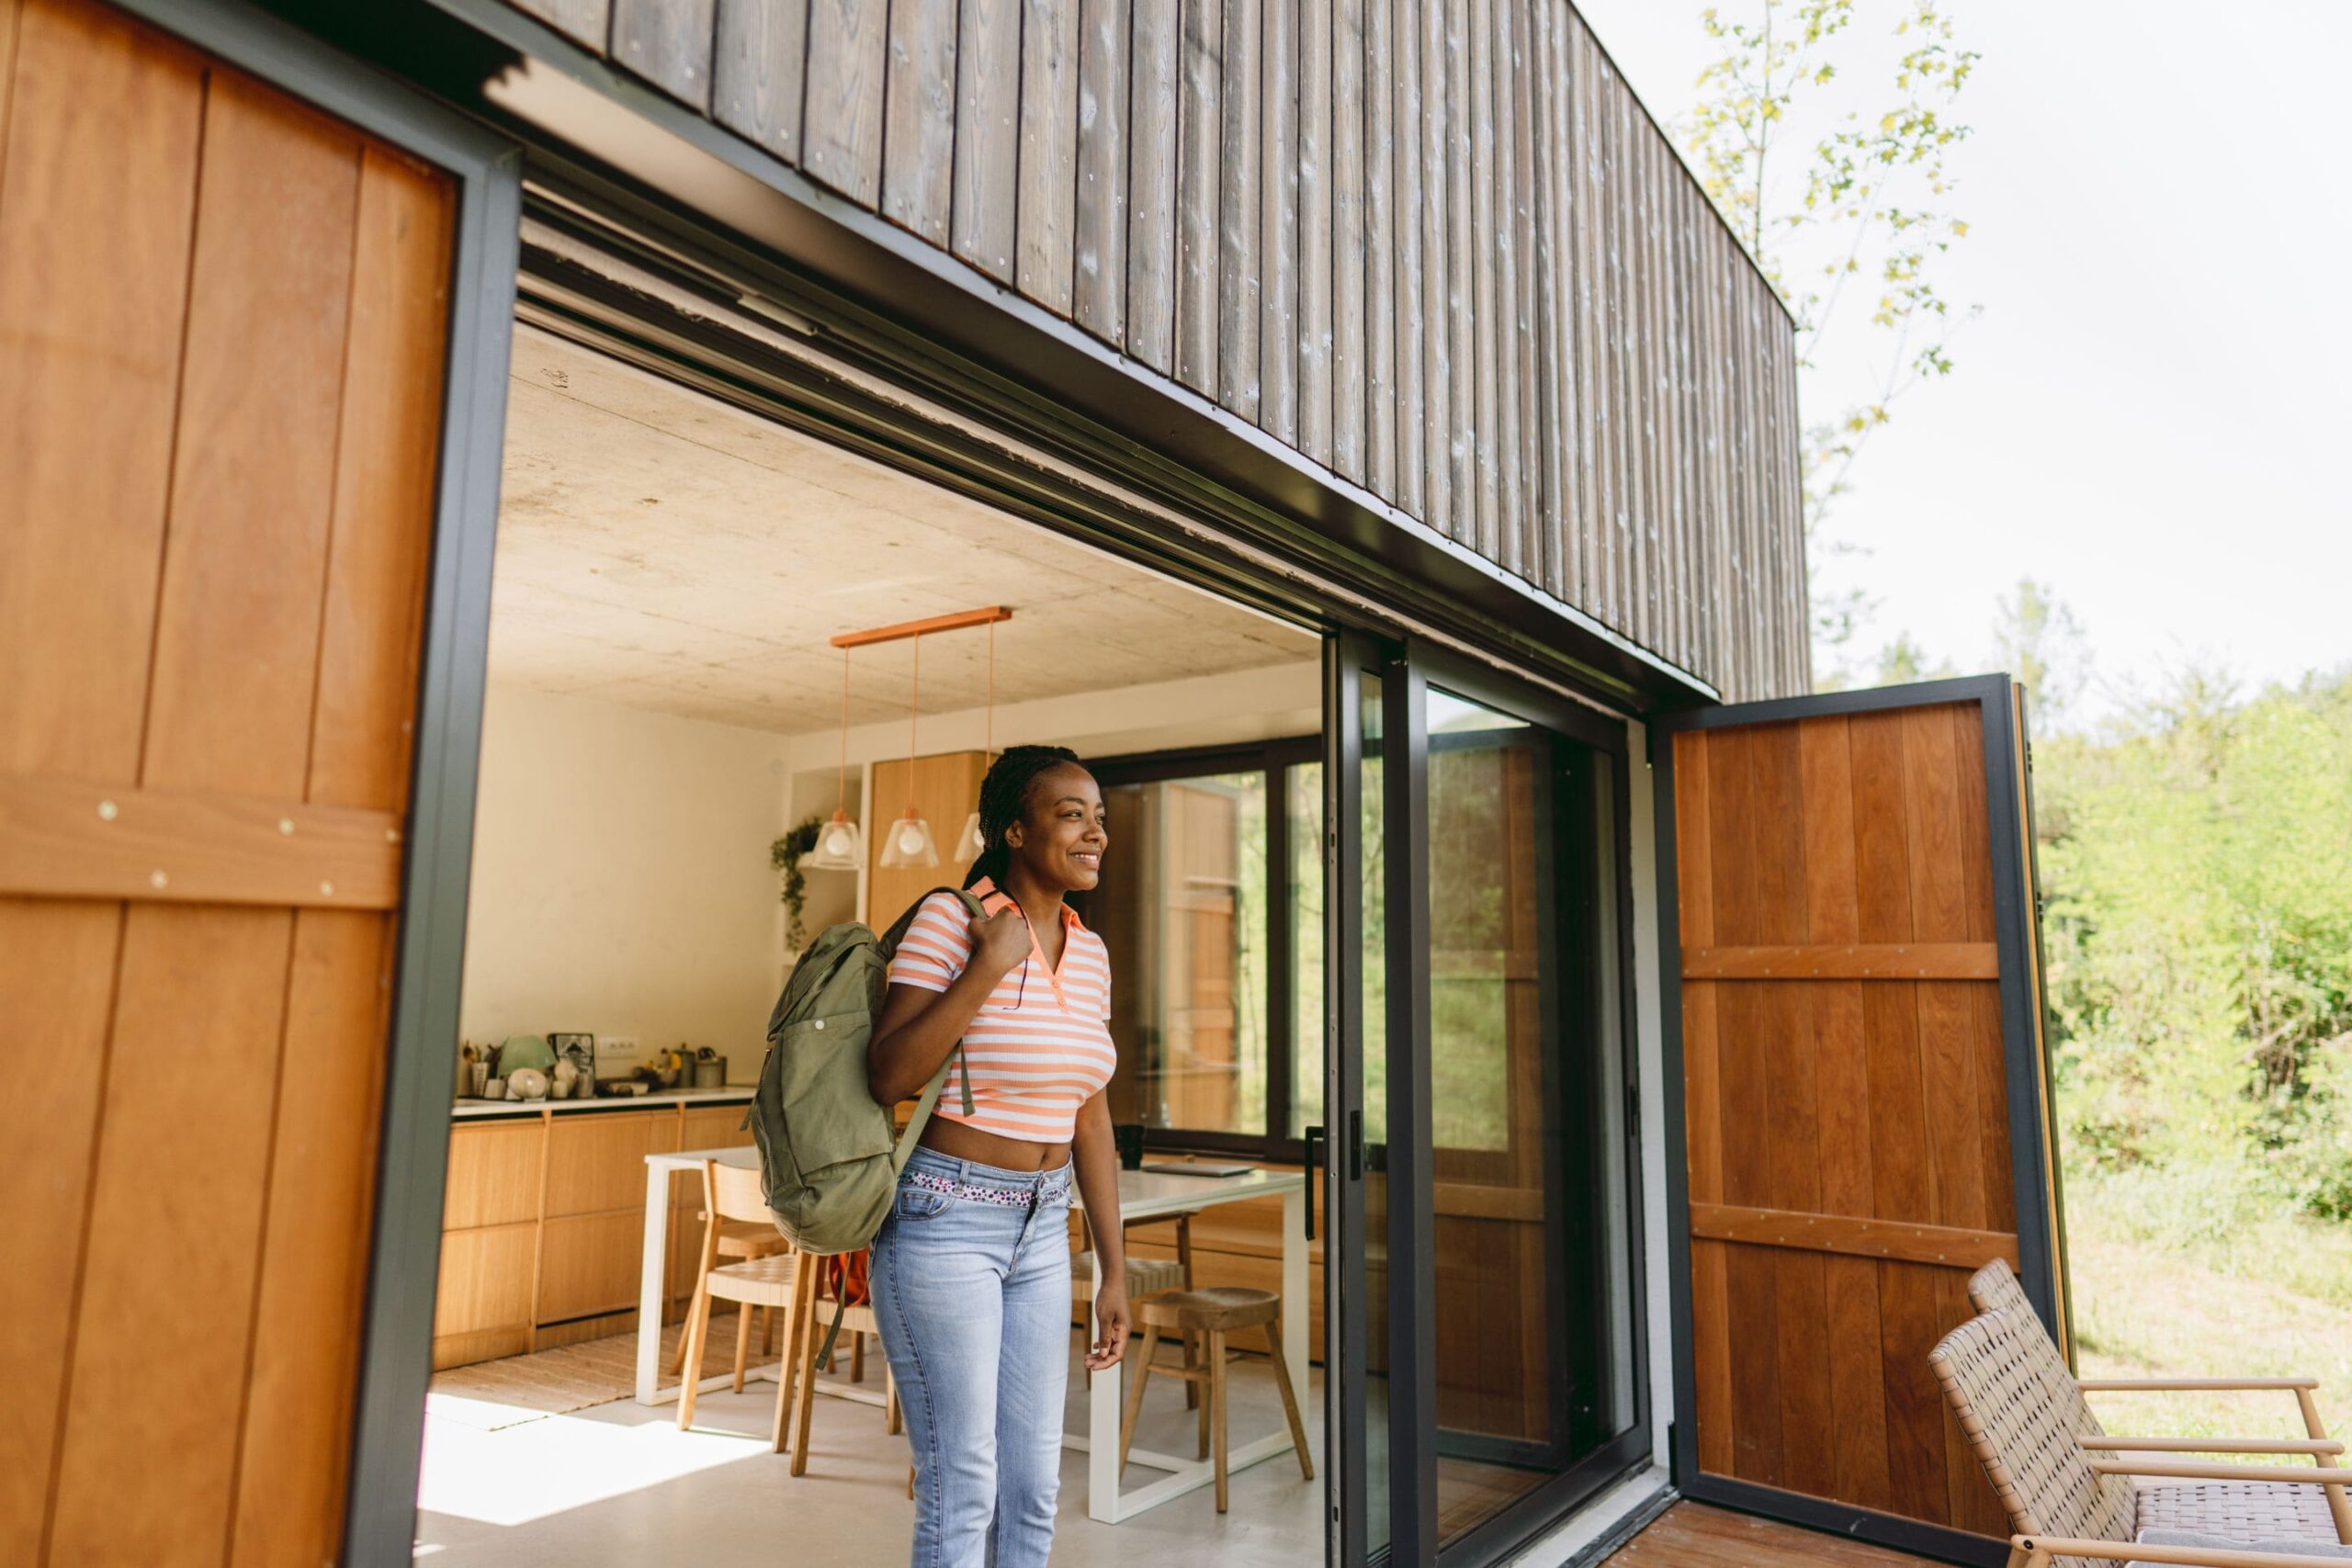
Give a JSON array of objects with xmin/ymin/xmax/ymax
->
[{"xmin": 2064, "ymin": 1162, "xmax": 2352, "ymax": 1442}]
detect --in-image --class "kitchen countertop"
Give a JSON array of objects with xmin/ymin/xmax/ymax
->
[{"xmin": 449, "ymin": 1086, "xmax": 754, "ymax": 1121}]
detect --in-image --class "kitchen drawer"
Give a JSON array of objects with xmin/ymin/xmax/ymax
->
[
  {"xmin": 679, "ymin": 1103, "xmax": 753, "ymax": 1153},
  {"xmin": 542, "ymin": 1109, "xmax": 678, "ymax": 1218},
  {"xmin": 434, "ymin": 1222, "xmax": 537, "ymax": 1337},
  {"xmin": 537, "ymin": 1209, "xmax": 646, "ymax": 1324},
  {"xmin": 441, "ymin": 1122, "xmax": 545, "ymax": 1230}
]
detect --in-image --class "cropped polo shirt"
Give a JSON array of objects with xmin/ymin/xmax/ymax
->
[{"xmin": 884, "ymin": 877, "xmax": 1117, "ymax": 1143}]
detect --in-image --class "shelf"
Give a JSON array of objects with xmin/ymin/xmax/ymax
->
[{"xmin": 450, "ymin": 1087, "xmax": 752, "ymax": 1121}]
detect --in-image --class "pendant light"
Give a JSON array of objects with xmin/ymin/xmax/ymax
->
[
  {"xmin": 876, "ymin": 632, "xmax": 940, "ymax": 870},
  {"xmin": 805, "ymin": 646, "xmax": 866, "ymax": 872},
  {"xmin": 955, "ymin": 616, "xmax": 996, "ymax": 863}
]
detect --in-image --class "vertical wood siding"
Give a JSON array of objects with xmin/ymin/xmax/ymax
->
[{"xmin": 507, "ymin": 0, "xmax": 1809, "ymax": 699}]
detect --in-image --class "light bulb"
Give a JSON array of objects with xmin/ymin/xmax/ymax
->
[
  {"xmin": 897, "ymin": 823, "xmax": 925, "ymax": 856},
  {"xmin": 822, "ymin": 826, "xmax": 853, "ymax": 858}
]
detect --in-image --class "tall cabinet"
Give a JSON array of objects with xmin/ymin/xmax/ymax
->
[{"xmin": 865, "ymin": 750, "xmax": 989, "ymax": 927}]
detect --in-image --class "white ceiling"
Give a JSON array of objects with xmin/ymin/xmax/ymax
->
[{"xmin": 491, "ymin": 326, "xmax": 1316, "ymax": 736}]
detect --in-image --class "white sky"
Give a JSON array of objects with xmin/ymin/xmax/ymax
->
[{"xmin": 1572, "ymin": 0, "xmax": 2352, "ymax": 718}]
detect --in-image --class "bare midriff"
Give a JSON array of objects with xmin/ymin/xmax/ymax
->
[{"xmin": 917, "ymin": 1113, "xmax": 1072, "ymax": 1173}]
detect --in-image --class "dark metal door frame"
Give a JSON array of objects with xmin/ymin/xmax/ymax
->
[
  {"xmin": 1404, "ymin": 640, "xmax": 1657, "ymax": 1568},
  {"xmin": 1326, "ymin": 628, "xmax": 1395, "ymax": 1566},
  {"xmin": 1648, "ymin": 671, "xmax": 2068, "ymax": 1568}
]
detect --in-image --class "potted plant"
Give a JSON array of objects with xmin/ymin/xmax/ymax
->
[{"xmin": 771, "ymin": 813, "xmax": 825, "ymax": 953}]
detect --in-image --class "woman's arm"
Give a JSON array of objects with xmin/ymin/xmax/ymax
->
[
  {"xmin": 866, "ymin": 905, "xmax": 1030, "ymax": 1103},
  {"xmin": 1071, "ymin": 1089, "xmax": 1129, "ymax": 1371}
]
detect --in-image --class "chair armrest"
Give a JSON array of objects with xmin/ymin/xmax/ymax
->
[
  {"xmin": 2082, "ymin": 1378, "xmax": 2322, "ymax": 1393},
  {"xmin": 2016, "ymin": 1535, "xmax": 2352, "ymax": 1568},
  {"xmin": 2081, "ymin": 1437, "xmax": 2345, "ymax": 1457},
  {"xmin": 2086, "ymin": 1460, "xmax": 2352, "ymax": 1485}
]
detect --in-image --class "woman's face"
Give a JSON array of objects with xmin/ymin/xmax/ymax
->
[{"xmin": 1006, "ymin": 763, "xmax": 1108, "ymax": 893}]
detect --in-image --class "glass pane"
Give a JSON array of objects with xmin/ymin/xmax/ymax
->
[
  {"xmin": 1425, "ymin": 687, "xmax": 1582, "ymax": 1547},
  {"xmin": 1359, "ymin": 671, "xmax": 1391, "ymax": 1561},
  {"xmin": 1094, "ymin": 773, "xmax": 1270, "ymax": 1135},
  {"xmin": 1287, "ymin": 760, "xmax": 1326, "ymax": 1140}
]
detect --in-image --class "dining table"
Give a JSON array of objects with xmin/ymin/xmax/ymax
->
[{"xmin": 636, "ymin": 1146, "xmax": 1309, "ymax": 1523}]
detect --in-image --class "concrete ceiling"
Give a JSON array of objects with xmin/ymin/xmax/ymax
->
[{"xmin": 491, "ymin": 326, "xmax": 1316, "ymax": 735}]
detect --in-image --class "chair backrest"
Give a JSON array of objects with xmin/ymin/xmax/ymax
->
[
  {"xmin": 1929, "ymin": 1309, "xmax": 2136, "ymax": 1560},
  {"xmin": 1968, "ymin": 1257, "xmax": 2038, "ymax": 1325},
  {"xmin": 1968, "ymin": 1259, "xmax": 2109, "ymax": 1443},
  {"xmin": 706, "ymin": 1158, "xmax": 786, "ymax": 1229}
]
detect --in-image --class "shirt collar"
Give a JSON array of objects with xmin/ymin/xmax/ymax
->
[{"xmin": 968, "ymin": 875, "xmax": 1086, "ymax": 931}]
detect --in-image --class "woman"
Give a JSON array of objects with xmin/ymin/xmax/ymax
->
[{"xmin": 865, "ymin": 744, "xmax": 1129, "ymax": 1567}]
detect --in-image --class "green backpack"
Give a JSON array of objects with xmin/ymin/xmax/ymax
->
[{"xmin": 744, "ymin": 886, "xmax": 980, "ymax": 1257}]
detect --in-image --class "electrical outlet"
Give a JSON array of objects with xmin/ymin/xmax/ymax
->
[{"xmin": 598, "ymin": 1035, "xmax": 641, "ymax": 1075}]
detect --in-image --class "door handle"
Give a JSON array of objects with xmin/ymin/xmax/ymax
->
[{"xmin": 1302, "ymin": 1123, "xmax": 1324, "ymax": 1241}]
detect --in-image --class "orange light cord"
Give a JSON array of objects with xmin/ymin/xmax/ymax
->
[
  {"xmin": 905, "ymin": 635, "xmax": 920, "ymax": 815},
  {"xmin": 835, "ymin": 648, "xmax": 850, "ymax": 816},
  {"xmin": 985, "ymin": 617, "xmax": 995, "ymax": 757}
]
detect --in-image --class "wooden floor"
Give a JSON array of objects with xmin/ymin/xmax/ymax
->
[{"xmin": 1605, "ymin": 1502, "xmax": 1947, "ymax": 1568}]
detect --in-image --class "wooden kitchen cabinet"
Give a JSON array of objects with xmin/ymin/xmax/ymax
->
[
  {"xmin": 429, "ymin": 1098, "xmax": 752, "ymax": 1369},
  {"xmin": 433, "ymin": 1223, "xmax": 537, "ymax": 1368},
  {"xmin": 441, "ymin": 1122, "xmax": 545, "ymax": 1230},
  {"xmin": 537, "ymin": 1210, "xmax": 648, "ymax": 1324},
  {"xmin": 542, "ymin": 1111, "xmax": 679, "ymax": 1217}
]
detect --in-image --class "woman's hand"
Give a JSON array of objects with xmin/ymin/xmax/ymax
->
[
  {"xmin": 969, "ymin": 906, "xmax": 1032, "ymax": 981},
  {"xmin": 1086, "ymin": 1282, "xmax": 1130, "ymax": 1371}
]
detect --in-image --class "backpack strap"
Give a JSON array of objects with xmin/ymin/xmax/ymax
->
[{"xmin": 885, "ymin": 886, "xmax": 987, "ymax": 1174}]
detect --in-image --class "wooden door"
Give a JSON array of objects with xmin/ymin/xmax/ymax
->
[
  {"xmin": 1657, "ymin": 676, "xmax": 2066, "ymax": 1564},
  {"xmin": 0, "ymin": 2, "xmax": 458, "ymax": 1563}
]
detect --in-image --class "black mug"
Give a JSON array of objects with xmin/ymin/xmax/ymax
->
[{"xmin": 1112, "ymin": 1122, "xmax": 1145, "ymax": 1171}]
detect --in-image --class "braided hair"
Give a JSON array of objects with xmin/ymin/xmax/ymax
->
[{"xmin": 964, "ymin": 744, "xmax": 1087, "ymax": 891}]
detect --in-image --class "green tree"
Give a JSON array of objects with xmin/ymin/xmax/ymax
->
[
  {"xmin": 1874, "ymin": 629, "xmax": 1955, "ymax": 685},
  {"xmin": 1991, "ymin": 577, "xmax": 2087, "ymax": 730},
  {"xmin": 1679, "ymin": 0, "xmax": 1980, "ymax": 679},
  {"xmin": 2041, "ymin": 667, "xmax": 2352, "ymax": 1216}
]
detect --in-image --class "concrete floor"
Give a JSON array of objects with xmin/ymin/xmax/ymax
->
[{"xmin": 415, "ymin": 1330, "xmax": 1326, "ymax": 1568}]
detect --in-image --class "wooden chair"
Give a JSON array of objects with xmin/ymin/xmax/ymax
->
[
  {"xmin": 785, "ymin": 1252, "xmax": 899, "ymax": 1478},
  {"xmin": 1117, "ymin": 1285, "xmax": 1312, "ymax": 1512},
  {"xmin": 1972, "ymin": 1259, "xmax": 2342, "ymax": 1463},
  {"xmin": 1929, "ymin": 1303, "xmax": 2352, "ymax": 1568},
  {"xmin": 1078, "ymin": 1210, "xmax": 1204, "ymax": 1406},
  {"xmin": 1073, "ymin": 1250, "xmax": 1193, "ymax": 1398},
  {"xmin": 1968, "ymin": 1260, "xmax": 2351, "ymax": 1540},
  {"xmin": 676, "ymin": 1161, "xmax": 807, "ymax": 1452},
  {"xmin": 668, "ymin": 1197, "xmax": 790, "ymax": 1379}
]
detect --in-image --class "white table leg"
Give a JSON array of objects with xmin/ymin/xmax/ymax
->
[
  {"xmin": 1084, "ymin": 1246, "xmax": 1119, "ymax": 1522},
  {"xmin": 1281, "ymin": 1188, "xmax": 1306, "ymax": 1424},
  {"xmin": 634, "ymin": 1163, "xmax": 670, "ymax": 1404}
]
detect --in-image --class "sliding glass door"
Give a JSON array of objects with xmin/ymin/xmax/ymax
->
[{"xmin": 1327, "ymin": 637, "xmax": 1649, "ymax": 1568}]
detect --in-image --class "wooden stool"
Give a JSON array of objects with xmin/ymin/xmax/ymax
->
[{"xmin": 1118, "ymin": 1286, "xmax": 1313, "ymax": 1512}]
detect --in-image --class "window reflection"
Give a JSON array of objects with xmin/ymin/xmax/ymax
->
[{"xmin": 1097, "ymin": 773, "xmax": 1269, "ymax": 1134}]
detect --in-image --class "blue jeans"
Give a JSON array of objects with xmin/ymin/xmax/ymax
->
[{"xmin": 869, "ymin": 1145, "xmax": 1074, "ymax": 1568}]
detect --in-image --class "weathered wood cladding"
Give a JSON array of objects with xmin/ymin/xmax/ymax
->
[{"xmin": 498, "ymin": 0, "xmax": 1808, "ymax": 700}]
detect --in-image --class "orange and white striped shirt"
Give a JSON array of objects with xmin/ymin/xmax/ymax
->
[{"xmin": 884, "ymin": 877, "xmax": 1117, "ymax": 1143}]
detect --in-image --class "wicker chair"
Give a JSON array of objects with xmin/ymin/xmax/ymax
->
[
  {"xmin": 1930, "ymin": 1305, "xmax": 2352, "ymax": 1568},
  {"xmin": 1968, "ymin": 1260, "xmax": 2351, "ymax": 1541}
]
